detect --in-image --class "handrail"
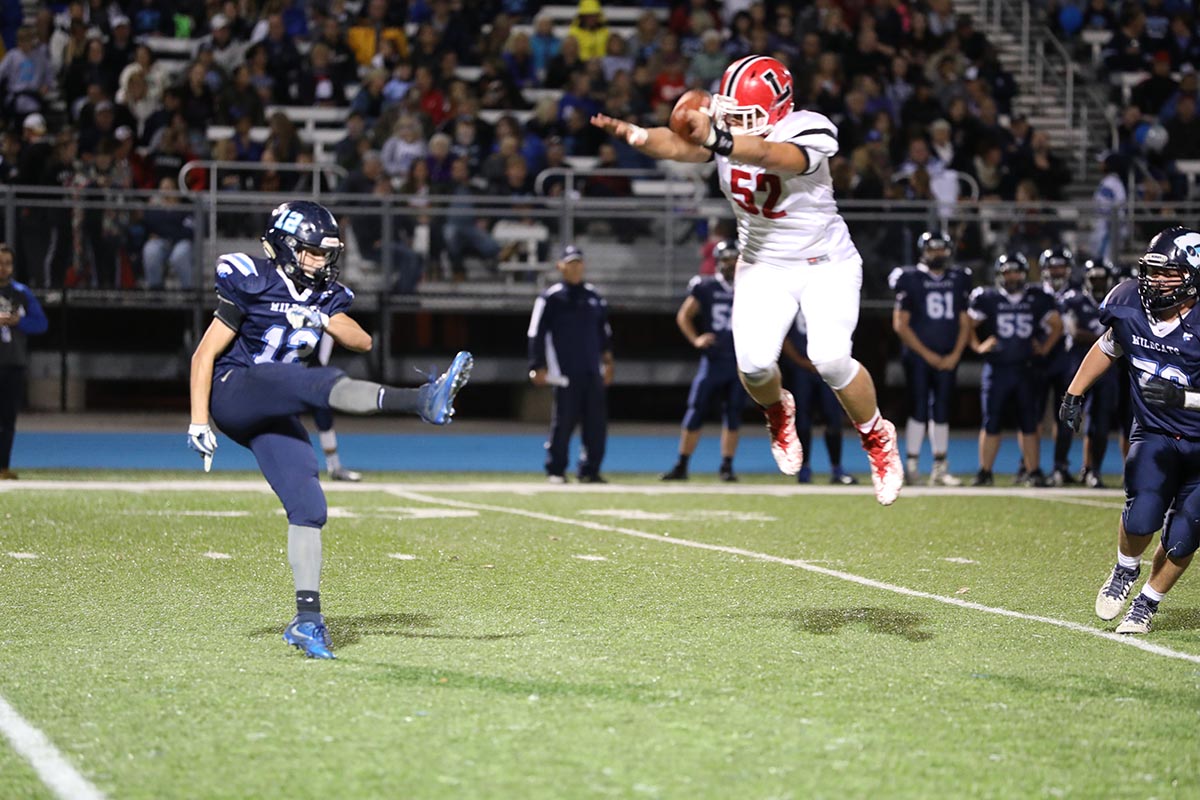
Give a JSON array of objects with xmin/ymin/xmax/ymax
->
[
  {"xmin": 533, "ymin": 167, "xmax": 707, "ymax": 202},
  {"xmin": 178, "ymin": 160, "xmax": 347, "ymax": 196}
]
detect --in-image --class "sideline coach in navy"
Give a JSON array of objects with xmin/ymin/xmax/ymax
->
[{"xmin": 527, "ymin": 245, "xmax": 614, "ymax": 483}]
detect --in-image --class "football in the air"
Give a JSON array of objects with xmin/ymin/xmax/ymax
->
[{"xmin": 669, "ymin": 89, "xmax": 711, "ymax": 138}]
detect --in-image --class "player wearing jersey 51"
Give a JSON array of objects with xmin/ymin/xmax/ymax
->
[{"xmin": 592, "ymin": 55, "xmax": 903, "ymax": 504}]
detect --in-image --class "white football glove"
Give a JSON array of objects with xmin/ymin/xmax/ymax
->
[
  {"xmin": 286, "ymin": 306, "xmax": 331, "ymax": 331},
  {"xmin": 187, "ymin": 423, "xmax": 217, "ymax": 472}
]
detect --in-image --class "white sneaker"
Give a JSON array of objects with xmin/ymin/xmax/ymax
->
[
  {"xmin": 929, "ymin": 461, "xmax": 962, "ymax": 486},
  {"xmin": 764, "ymin": 390, "xmax": 803, "ymax": 476},
  {"xmin": 329, "ymin": 466, "xmax": 362, "ymax": 482},
  {"xmin": 860, "ymin": 418, "xmax": 903, "ymax": 506},
  {"xmin": 547, "ymin": 474, "xmax": 567, "ymax": 485},
  {"xmin": 1095, "ymin": 564, "xmax": 1140, "ymax": 620},
  {"xmin": 1115, "ymin": 594, "xmax": 1158, "ymax": 634}
]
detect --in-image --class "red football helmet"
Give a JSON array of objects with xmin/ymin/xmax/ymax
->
[{"xmin": 710, "ymin": 55, "xmax": 794, "ymax": 136}]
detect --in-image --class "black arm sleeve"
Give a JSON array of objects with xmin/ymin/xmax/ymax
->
[{"xmin": 214, "ymin": 296, "xmax": 245, "ymax": 331}]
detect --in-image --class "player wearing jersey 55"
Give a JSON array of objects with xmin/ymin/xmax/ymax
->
[{"xmin": 592, "ymin": 55, "xmax": 903, "ymax": 505}]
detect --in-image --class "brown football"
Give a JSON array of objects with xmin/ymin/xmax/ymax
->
[{"xmin": 669, "ymin": 89, "xmax": 711, "ymax": 138}]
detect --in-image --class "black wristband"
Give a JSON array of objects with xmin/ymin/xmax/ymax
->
[{"xmin": 705, "ymin": 123, "xmax": 734, "ymax": 157}]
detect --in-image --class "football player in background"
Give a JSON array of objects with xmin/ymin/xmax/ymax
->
[
  {"xmin": 781, "ymin": 309, "xmax": 858, "ymax": 485},
  {"xmin": 968, "ymin": 253, "xmax": 1062, "ymax": 487},
  {"xmin": 1035, "ymin": 247, "xmax": 1079, "ymax": 485},
  {"xmin": 661, "ymin": 239, "xmax": 746, "ymax": 482},
  {"xmin": 591, "ymin": 55, "xmax": 904, "ymax": 505},
  {"xmin": 1061, "ymin": 259, "xmax": 1119, "ymax": 487},
  {"xmin": 1061, "ymin": 227, "xmax": 1200, "ymax": 634},
  {"xmin": 889, "ymin": 231, "xmax": 972, "ymax": 486},
  {"xmin": 313, "ymin": 332, "xmax": 362, "ymax": 482},
  {"xmin": 188, "ymin": 201, "xmax": 473, "ymax": 659}
]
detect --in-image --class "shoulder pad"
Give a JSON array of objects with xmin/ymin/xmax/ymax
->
[
  {"xmin": 969, "ymin": 285, "xmax": 990, "ymax": 301},
  {"xmin": 1100, "ymin": 278, "xmax": 1140, "ymax": 318},
  {"xmin": 687, "ymin": 274, "xmax": 704, "ymax": 291},
  {"xmin": 887, "ymin": 266, "xmax": 908, "ymax": 291},
  {"xmin": 215, "ymin": 253, "xmax": 270, "ymax": 301}
]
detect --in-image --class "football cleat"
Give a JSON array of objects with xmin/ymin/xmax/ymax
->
[
  {"xmin": 1082, "ymin": 468, "xmax": 1106, "ymax": 489},
  {"xmin": 1096, "ymin": 564, "xmax": 1140, "ymax": 620},
  {"xmin": 417, "ymin": 351, "xmax": 473, "ymax": 425},
  {"xmin": 1115, "ymin": 594, "xmax": 1158, "ymax": 634},
  {"xmin": 929, "ymin": 461, "xmax": 962, "ymax": 486},
  {"xmin": 971, "ymin": 469, "xmax": 994, "ymax": 487},
  {"xmin": 660, "ymin": 465, "xmax": 689, "ymax": 481},
  {"xmin": 329, "ymin": 466, "xmax": 362, "ymax": 482},
  {"xmin": 764, "ymin": 390, "xmax": 803, "ymax": 475},
  {"xmin": 718, "ymin": 464, "xmax": 737, "ymax": 482},
  {"xmin": 831, "ymin": 468, "xmax": 858, "ymax": 485},
  {"xmin": 860, "ymin": 417, "xmax": 903, "ymax": 505},
  {"xmin": 283, "ymin": 613, "xmax": 335, "ymax": 659},
  {"xmin": 578, "ymin": 474, "xmax": 608, "ymax": 484},
  {"xmin": 1022, "ymin": 468, "xmax": 1049, "ymax": 488},
  {"xmin": 796, "ymin": 465, "xmax": 812, "ymax": 484},
  {"xmin": 547, "ymin": 474, "xmax": 567, "ymax": 485},
  {"xmin": 1050, "ymin": 467, "xmax": 1077, "ymax": 487}
]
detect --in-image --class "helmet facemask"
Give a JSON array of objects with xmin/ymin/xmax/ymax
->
[
  {"xmin": 1138, "ymin": 253, "xmax": 1197, "ymax": 315},
  {"xmin": 265, "ymin": 232, "xmax": 343, "ymax": 292},
  {"xmin": 708, "ymin": 93, "xmax": 771, "ymax": 137}
]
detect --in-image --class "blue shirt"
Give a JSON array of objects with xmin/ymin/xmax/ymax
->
[
  {"xmin": 212, "ymin": 252, "xmax": 354, "ymax": 372},
  {"xmin": 890, "ymin": 265, "xmax": 973, "ymax": 355},
  {"xmin": 1100, "ymin": 279, "xmax": 1200, "ymax": 439},
  {"xmin": 687, "ymin": 274, "xmax": 735, "ymax": 364},
  {"xmin": 527, "ymin": 281, "xmax": 612, "ymax": 379},
  {"xmin": 968, "ymin": 284, "xmax": 1058, "ymax": 365}
]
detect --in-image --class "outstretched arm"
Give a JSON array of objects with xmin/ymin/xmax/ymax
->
[{"xmin": 590, "ymin": 113, "xmax": 713, "ymax": 163}]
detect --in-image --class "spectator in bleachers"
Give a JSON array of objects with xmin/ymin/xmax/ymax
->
[
  {"xmin": 1081, "ymin": 0, "xmax": 1117, "ymax": 37},
  {"xmin": 601, "ymin": 31, "xmax": 635, "ymax": 84},
  {"xmin": 583, "ymin": 141, "xmax": 644, "ymax": 244},
  {"xmin": 535, "ymin": 134, "xmax": 570, "ymax": 199},
  {"xmin": 409, "ymin": 64, "xmax": 448, "ymax": 127},
  {"xmin": 123, "ymin": 45, "xmax": 169, "ymax": 108},
  {"xmin": 955, "ymin": 14, "xmax": 991, "ymax": 63},
  {"xmin": 649, "ymin": 36, "xmax": 687, "ymax": 111},
  {"xmin": 818, "ymin": 7, "xmax": 855, "ymax": 59},
  {"xmin": 929, "ymin": 118, "xmax": 969, "ymax": 173},
  {"xmin": 180, "ymin": 61, "xmax": 216, "ymax": 136},
  {"xmin": 1018, "ymin": 130, "xmax": 1073, "ymax": 202},
  {"xmin": 1089, "ymin": 152, "xmax": 1128, "ymax": 262},
  {"xmin": 1164, "ymin": 94, "xmax": 1200, "ymax": 161},
  {"xmin": 1006, "ymin": 179, "xmax": 1063, "ymax": 257},
  {"xmin": 628, "ymin": 9, "xmax": 663, "ymax": 64},
  {"xmin": 482, "ymin": 132, "xmax": 521, "ymax": 188},
  {"xmin": 296, "ymin": 42, "xmax": 345, "ymax": 107},
  {"xmin": 347, "ymin": 0, "xmax": 408, "ymax": 67},
  {"xmin": 426, "ymin": 131, "xmax": 455, "ymax": 185},
  {"xmin": 104, "ymin": 15, "xmax": 135, "ymax": 79},
  {"xmin": 78, "ymin": 139, "xmax": 131, "ymax": 289},
  {"xmin": 1167, "ymin": 14, "xmax": 1200, "ymax": 69},
  {"xmin": 142, "ymin": 177, "xmax": 195, "ymax": 290},
  {"xmin": 141, "ymin": 85, "xmax": 181, "ymax": 149},
  {"xmin": 0, "ymin": 26, "xmax": 51, "ymax": 126},
  {"xmin": 51, "ymin": 17, "xmax": 87, "ymax": 79},
  {"xmin": 116, "ymin": 67, "xmax": 155, "ymax": 136},
  {"xmin": 1132, "ymin": 51, "xmax": 1178, "ymax": 115},
  {"xmin": 1103, "ymin": 5, "xmax": 1148, "ymax": 74},
  {"xmin": 478, "ymin": 56, "xmax": 528, "ymax": 110},
  {"xmin": 408, "ymin": 23, "xmax": 444, "ymax": 71},
  {"xmin": 845, "ymin": 26, "xmax": 892, "ymax": 84},
  {"xmin": 398, "ymin": 157, "xmax": 442, "ymax": 277},
  {"xmin": 838, "ymin": 88, "xmax": 871, "ymax": 153},
  {"xmin": 1158, "ymin": 64, "xmax": 1198, "ymax": 122},
  {"xmin": 315, "ymin": 17, "xmax": 357, "ymax": 88},
  {"xmin": 689, "ymin": 29, "xmax": 725, "ymax": 90},
  {"xmin": 977, "ymin": 44, "xmax": 1017, "ymax": 115},
  {"xmin": 569, "ymin": 0, "xmax": 610, "ymax": 62},
  {"xmin": 972, "ymin": 140, "xmax": 1014, "ymax": 200},
  {"xmin": 503, "ymin": 31, "xmax": 538, "ymax": 89},
  {"xmin": 479, "ymin": 12, "xmax": 516, "ymax": 64},
  {"xmin": 129, "ymin": 0, "xmax": 167, "ymax": 38},
  {"xmin": 902, "ymin": 11, "xmax": 943, "ymax": 60},
  {"xmin": 1005, "ymin": 112, "xmax": 1033, "ymax": 159},
  {"xmin": 217, "ymin": 65, "xmax": 265, "ymax": 127},
  {"xmin": 449, "ymin": 115, "xmax": 484, "ymax": 175},
  {"xmin": 809, "ymin": 52, "xmax": 845, "ymax": 119},
  {"xmin": 64, "ymin": 37, "xmax": 114, "ymax": 109},
  {"xmin": 926, "ymin": 0, "xmax": 957, "ymax": 40},
  {"xmin": 257, "ymin": 14, "xmax": 301, "ymax": 103},
  {"xmin": 334, "ymin": 110, "xmax": 367, "ymax": 173},
  {"xmin": 1143, "ymin": 0, "xmax": 1172, "ymax": 52},
  {"xmin": 382, "ymin": 114, "xmax": 427, "ymax": 180},
  {"xmin": 200, "ymin": 15, "xmax": 245, "ymax": 69},
  {"xmin": 545, "ymin": 34, "xmax": 584, "ymax": 90},
  {"xmin": 78, "ymin": 98, "xmax": 117, "ymax": 157},
  {"xmin": 443, "ymin": 156, "xmax": 505, "ymax": 281},
  {"xmin": 529, "ymin": 12, "xmax": 561, "ymax": 83},
  {"xmin": 264, "ymin": 110, "xmax": 301, "ymax": 164},
  {"xmin": 900, "ymin": 76, "xmax": 943, "ymax": 133},
  {"xmin": 146, "ymin": 125, "xmax": 192, "ymax": 189}
]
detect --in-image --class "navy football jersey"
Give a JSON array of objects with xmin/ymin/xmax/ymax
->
[
  {"xmin": 889, "ymin": 265, "xmax": 973, "ymax": 355},
  {"xmin": 1100, "ymin": 279, "xmax": 1200, "ymax": 438},
  {"xmin": 968, "ymin": 284, "xmax": 1058, "ymax": 365},
  {"xmin": 212, "ymin": 252, "xmax": 354, "ymax": 371},
  {"xmin": 687, "ymin": 273, "xmax": 735, "ymax": 363},
  {"xmin": 1059, "ymin": 287, "xmax": 1106, "ymax": 354}
]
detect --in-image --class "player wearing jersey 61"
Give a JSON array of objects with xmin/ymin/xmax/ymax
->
[{"xmin": 592, "ymin": 55, "xmax": 903, "ymax": 505}]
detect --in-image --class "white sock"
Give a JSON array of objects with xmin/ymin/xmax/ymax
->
[
  {"xmin": 1140, "ymin": 584, "xmax": 1165, "ymax": 603},
  {"xmin": 318, "ymin": 430, "xmax": 337, "ymax": 452},
  {"xmin": 1117, "ymin": 552, "xmax": 1141, "ymax": 570},
  {"xmin": 856, "ymin": 410, "xmax": 881, "ymax": 435},
  {"xmin": 906, "ymin": 418, "xmax": 924, "ymax": 460},
  {"xmin": 930, "ymin": 422, "xmax": 950, "ymax": 459},
  {"xmin": 325, "ymin": 451, "xmax": 341, "ymax": 473}
]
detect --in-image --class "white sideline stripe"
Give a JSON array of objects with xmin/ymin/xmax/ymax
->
[
  {"xmin": 0, "ymin": 695, "xmax": 105, "ymax": 800},
  {"xmin": 389, "ymin": 489, "xmax": 1200, "ymax": 667}
]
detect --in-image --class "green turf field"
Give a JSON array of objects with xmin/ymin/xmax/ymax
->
[{"xmin": 1, "ymin": 475, "xmax": 1198, "ymax": 799}]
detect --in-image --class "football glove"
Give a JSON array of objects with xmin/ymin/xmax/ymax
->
[
  {"xmin": 187, "ymin": 423, "xmax": 217, "ymax": 472},
  {"xmin": 1142, "ymin": 377, "xmax": 1186, "ymax": 409},
  {"xmin": 286, "ymin": 306, "xmax": 330, "ymax": 331},
  {"xmin": 1058, "ymin": 393, "xmax": 1084, "ymax": 433}
]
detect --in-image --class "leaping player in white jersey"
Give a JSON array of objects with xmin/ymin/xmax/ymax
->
[{"xmin": 592, "ymin": 55, "xmax": 903, "ymax": 504}]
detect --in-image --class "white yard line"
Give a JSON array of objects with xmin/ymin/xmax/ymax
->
[
  {"xmin": 0, "ymin": 695, "xmax": 105, "ymax": 800},
  {"xmin": 389, "ymin": 488, "xmax": 1200, "ymax": 667}
]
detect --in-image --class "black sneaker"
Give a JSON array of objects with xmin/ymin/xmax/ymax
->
[
  {"xmin": 1096, "ymin": 564, "xmax": 1141, "ymax": 620},
  {"xmin": 1023, "ymin": 469, "xmax": 1049, "ymax": 488},
  {"xmin": 971, "ymin": 469, "xmax": 994, "ymax": 487},
  {"xmin": 578, "ymin": 474, "xmax": 607, "ymax": 484},
  {"xmin": 1052, "ymin": 466, "xmax": 1077, "ymax": 486},
  {"xmin": 830, "ymin": 468, "xmax": 858, "ymax": 485},
  {"xmin": 1015, "ymin": 464, "xmax": 1028, "ymax": 485},
  {"xmin": 1116, "ymin": 594, "xmax": 1158, "ymax": 634},
  {"xmin": 660, "ymin": 465, "xmax": 688, "ymax": 481},
  {"xmin": 718, "ymin": 465, "xmax": 737, "ymax": 482}
]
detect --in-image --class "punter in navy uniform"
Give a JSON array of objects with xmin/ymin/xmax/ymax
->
[
  {"xmin": 1061, "ymin": 226, "xmax": 1200, "ymax": 635},
  {"xmin": 528, "ymin": 245, "xmax": 613, "ymax": 483},
  {"xmin": 968, "ymin": 252, "xmax": 1062, "ymax": 487},
  {"xmin": 782, "ymin": 309, "xmax": 858, "ymax": 485},
  {"xmin": 1035, "ymin": 247, "xmax": 1081, "ymax": 485},
  {"xmin": 889, "ymin": 231, "xmax": 972, "ymax": 486},
  {"xmin": 661, "ymin": 240, "xmax": 746, "ymax": 482},
  {"xmin": 1059, "ymin": 259, "xmax": 1120, "ymax": 487},
  {"xmin": 188, "ymin": 201, "xmax": 472, "ymax": 659}
]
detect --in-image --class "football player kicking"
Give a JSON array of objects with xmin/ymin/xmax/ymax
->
[
  {"xmin": 1060, "ymin": 227, "xmax": 1200, "ymax": 634},
  {"xmin": 188, "ymin": 201, "xmax": 472, "ymax": 659},
  {"xmin": 591, "ymin": 55, "xmax": 903, "ymax": 505}
]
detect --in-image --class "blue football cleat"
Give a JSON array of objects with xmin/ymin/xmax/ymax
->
[
  {"xmin": 283, "ymin": 613, "xmax": 335, "ymax": 659},
  {"xmin": 418, "ymin": 351, "xmax": 473, "ymax": 425}
]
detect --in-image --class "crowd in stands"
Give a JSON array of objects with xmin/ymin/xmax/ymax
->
[{"xmin": 0, "ymin": 0, "xmax": 1184, "ymax": 291}]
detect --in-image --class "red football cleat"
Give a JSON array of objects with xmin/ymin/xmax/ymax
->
[
  {"xmin": 861, "ymin": 417, "xmax": 903, "ymax": 505},
  {"xmin": 764, "ymin": 390, "xmax": 803, "ymax": 476}
]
